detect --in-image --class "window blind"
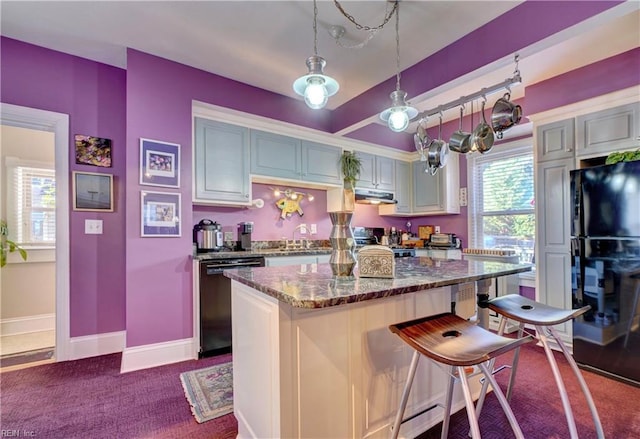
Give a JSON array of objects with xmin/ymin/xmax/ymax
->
[
  {"xmin": 12, "ymin": 165, "xmax": 56, "ymax": 245},
  {"xmin": 468, "ymin": 144, "xmax": 534, "ymax": 263}
]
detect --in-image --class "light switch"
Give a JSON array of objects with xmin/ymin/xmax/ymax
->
[
  {"xmin": 85, "ymin": 219, "xmax": 103, "ymax": 234},
  {"xmin": 310, "ymin": 224, "xmax": 317, "ymax": 235},
  {"xmin": 459, "ymin": 187, "xmax": 468, "ymax": 207}
]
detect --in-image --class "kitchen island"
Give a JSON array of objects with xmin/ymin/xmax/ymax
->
[{"xmin": 224, "ymin": 257, "xmax": 532, "ymax": 439}]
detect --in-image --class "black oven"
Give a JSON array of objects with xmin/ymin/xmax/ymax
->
[{"xmin": 199, "ymin": 256, "xmax": 265, "ymax": 357}]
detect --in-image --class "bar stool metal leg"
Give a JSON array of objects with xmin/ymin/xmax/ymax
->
[
  {"xmin": 547, "ymin": 326, "xmax": 605, "ymax": 439},
  {"xmin": 440, "ymin": 369, "xmax": 455, "ymax": 439},
  {"xmin": 390, "ymin": 350, "xmax": 421, "ymax": 439}
]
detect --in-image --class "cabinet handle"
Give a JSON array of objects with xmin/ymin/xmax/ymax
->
[{"xmin": 245, "ymin": 194, "xmax": 249, "ymax": 198}]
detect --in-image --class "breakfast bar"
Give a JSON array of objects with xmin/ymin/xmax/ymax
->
[{"xmin": 225, "ymin": 257, "xmax": 532, "ymax": 439}]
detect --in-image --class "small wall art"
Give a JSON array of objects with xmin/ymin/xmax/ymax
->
[
  {"xmin": 75, "ymin": 134, "xmax": 112, "ymax": 167},
  {"xmin": 141, "ymin": 190, "xmax": 181, "ymax": 237},
  {"xmin": 73, "ymin": 171, "xmax": 114, "ymax": 212},
  {"xmin": 140, "ymin": 138, "xmax": 180, "ymax": 188}
]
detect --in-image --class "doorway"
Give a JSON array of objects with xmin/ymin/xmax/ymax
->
[{"xmin": 0, "ymin": 103, "xmax": 70, "ymax": 366}]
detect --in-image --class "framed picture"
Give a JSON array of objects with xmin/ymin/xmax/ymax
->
[
  {"xmin": 139, "ymin": 138, "xmax": 180, "ymax": 188},
  {"xmin": 75, "ymin": 134, "xmax": 112, "ymax": 167},
  {"xmin": 141, "ymin": 190, "xmax": 181, "ymax": 237},
  {"xmin": 73, "ymin": 171, "xmax": 114, "ymax": 212}
]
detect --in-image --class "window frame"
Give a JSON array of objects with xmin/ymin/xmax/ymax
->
[
  {"xmin": 5, "ymin": 156, "xmax": 56, "ymax": 248},
  {"xmin": 466, "ymin": 138, "xmax": 535, "ymax": 264}
]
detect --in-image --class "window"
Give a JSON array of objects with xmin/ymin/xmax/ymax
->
[
  {"xmin": 468, "ymin": 142, "xmax": 534, "ymax": 264},
  {"xmin": 6, "ymin": 158, "xmax": 56, "ymax": 246}
]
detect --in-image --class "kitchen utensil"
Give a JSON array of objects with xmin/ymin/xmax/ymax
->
[
  {"xmin": 427, "ymin": 113, "xmax": 449, "ymax": 174},
  {"xmin": 449, "ymin": 106, "xmax": 472, "ymax": 153},
  {"xmin": 491, "ymin": 92, "xmax": 522, "ymax": 138},
  {"xmin": 472, "ymin": 99, "xmax": 495, "ymax": 154},
  {"xmin": 193, "ymin": 219, "xmax": 224, "ymax": 252},
  {"xmin": 414, "ymin": 119, "xmax": 431, "ymax": 161}
]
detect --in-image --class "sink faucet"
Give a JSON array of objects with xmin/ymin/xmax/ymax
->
[{"xmin": 290, "ymin": 225, "xmax": 308, "ymax": 249}]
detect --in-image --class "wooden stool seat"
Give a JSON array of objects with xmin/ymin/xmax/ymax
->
[
  {"xmin": 488, "ymin": 294, "xmax": 590, "ymax": 326},
  {"xmin": 388, "ymin": 313, "xmax": 533, "ymax": 439},
  {"xmin": 477, "ymin": 294, "xmax": 604, "ymax": 439},
  {"xmin": 390, "ymin": 312, "xmax": 533, "ymax": 366}
]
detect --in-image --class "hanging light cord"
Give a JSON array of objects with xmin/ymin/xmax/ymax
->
[
  {"xmin": 333, "ymin": 0, "xmax": 398, "ymax": 31},
  {"xmin": 394, "ymin": 1, "xmax": 401, "ymax": 92},
  {"xmin": 313, "ymin": 0, "xmax": 318, "ymax": 56}
]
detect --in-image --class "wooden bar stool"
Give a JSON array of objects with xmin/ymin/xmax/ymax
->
[
  {"xmin": 388, "ymin": 312, "xmax": 534, "ymax": 439},
  {"xmin": 476, "ymin": 294, "xmax": 604, "ymax": 439}
]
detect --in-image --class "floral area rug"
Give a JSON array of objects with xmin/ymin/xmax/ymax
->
[{"xmin": 180, "ymin": 361, "xmax": 233, "ymax": 423}]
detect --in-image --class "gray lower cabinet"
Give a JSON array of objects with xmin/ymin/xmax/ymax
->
[
  {"xmin": 576, "ymin": 102, "xmax": 640, "ymax": 157},
  {"xmin": 194, "ymin": 118, "xmax": 251, "ymax": 204},
  {"xmin": 265, "ymin": 255, "xmax": 328, "ymax": 267},
  {"xmin": 356, "ymin": 152, "xmax": 395, "ymax": 191},
  {"xmin": 251, "ymin": 131, "xmax": 342, "ymax": 185},
  {"xmin": 536, "ymin": 118, "xmax": 575, "ymax": 162}
]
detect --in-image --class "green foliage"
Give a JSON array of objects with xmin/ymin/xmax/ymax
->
[
  {"xmin": 605, "ymin": 149, "xmax": 640, "ymax": 165},
  {"xmin": 1, "ymin": 219, "xmax": 27, "ymax": 268},
  {"xmin": 480, "ymin": 156, "xmax": 535, "ymax": 241},
  {"xmin": 340, "ymin": 151, "xmax": 362, "ymax": 189}
]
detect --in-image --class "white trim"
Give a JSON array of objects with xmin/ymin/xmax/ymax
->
[
  {"xmin": 1, "ymin": 313, "xmax": 55, "ymax": 336},
  {"xmin": 120, "ymin": 337, "xmax": 197, "ymax": 373},
  {"xmin": 519, "ymin": 270, "xmax": 537, "ymax": 288},
  {"xmin": 1, "ymin": 103, "xmax": 71, "ymax": 361},
  {"xmin": 5, "ymin": 247, "xmax": 55, "ymax": 264},
  {"xmin": 192, "ymin": 100, "xmax": 414, "ymax": 161},
  {"xmin": 68, "ymin": 330, "xmax": 126, "ymax": 360}
]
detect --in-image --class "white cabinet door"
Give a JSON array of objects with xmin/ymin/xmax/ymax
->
[
  {"xmin": 536, "ymin": 158, "xmax": 574, "ymax": 339},
  {"xmin": 576, "ymin": 102, "xmax": 640, "ymax": 157},
  {"xmin": 193, "ymin": 118, "xmax": 251, "ymax": 205},
  {"xmin": 536, "ymin": 118, "xmax": 575, "ymax": 162}
]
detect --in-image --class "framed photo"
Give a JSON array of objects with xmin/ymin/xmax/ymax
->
[
  {"xmin": 75, "ymin": 134, "xmax": 112, "ymax": 168},
  {"xmin": 141, "ymin": 191, "xmax": 181, "ymax": 237},
  {"xmin": 140, "ymin": 138, "xmax": 180, "ymax": 188},
  {"xmin": 73, "ymin": 171, "xmax": 114, "ymax": 212}
]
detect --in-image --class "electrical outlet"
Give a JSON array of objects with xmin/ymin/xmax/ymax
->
[
  {"xmin": 310, "ymin": 224, "xmax": 317, "ymax": 235},
  {"xmin": 224, "ymin": 232, "xmax": 234, "ymax": 241},
  {"xmin": 435, "ymin": 225, "xmax": 441, "ymax": 234},
  {"xmin": 459, "ymin": 187, "xmax": 468, "ymax": 207},
  {"xmin": 300, "ymin": 224, "xmax": 307, "ymax": 234},
  {"xmin": 85, "ymin": 219, "xmax": 103, "ymax": 234}
]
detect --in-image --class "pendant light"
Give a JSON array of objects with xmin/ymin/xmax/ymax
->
[
  {"xmin": 293, "ymin": 0, "xmax": 339, "ymax": 109},
  {"xmin": 379, "ymin": 1, "xmax": 417, "ymax": 132}
]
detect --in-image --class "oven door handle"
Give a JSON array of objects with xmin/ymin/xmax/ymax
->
[{"xmin": 204, "ymin": 260, "xmax": 264, "ymax": 274}]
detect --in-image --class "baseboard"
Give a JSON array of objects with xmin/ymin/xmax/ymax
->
[
  {"xmin": 120, "ymin": 337, "xmax": 197, "ymax": 373},
  {"xmin": 68, "ymin": 331, "xmax": 126, "ymax": 360},
  {"xmin": 1, "ymin": 314, "xmax": 55, "ymax": 336}
]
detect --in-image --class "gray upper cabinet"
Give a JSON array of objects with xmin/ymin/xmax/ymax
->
[
  {"xmin": 250, "ymin": 131, "xmax": 302, "ymax": 180},
  {"xmin": 301, "ymin": 141, "xmax": 342, "ymax": 185},
  {"xmin": 194, "ymin": 118, "xmax": 251, "ymax": 205},
  {"xmin": 251, "ymin": 131, "xmax": 342, "ymax": 185},
  {"xmin": 536, "ymin": 118, "xmax": 575, "ymax": 162},
  {"xmin": 412, "ymin": 161, "xmax": 443, "ymax": 213},
  {"xmin": 576, "ymin": 102, "xmax": 640, "ymax": 157},
  {"xmin": 393, "ymin": 160, "xmax": 411, "ymax": 213},
  {"xmin": 356, "ymin": 152, "xmax": 395, "ymax": 191}
]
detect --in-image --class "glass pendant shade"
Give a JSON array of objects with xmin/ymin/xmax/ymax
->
[
  {"xmin": 293, "ymin": 56, "xmax": 339, "ymax": 110},
  {"xmin": 380, "ymin": 90, "xmax": 418, "ymax": 132}
]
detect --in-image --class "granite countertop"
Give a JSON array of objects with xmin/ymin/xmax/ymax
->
[
  {"xmin": 194, "ymin": 247, "xmax": 333, "ymax": 260},
  {"xmin": 224, "ymin": 257, "xmax": 533, "ymax": 309}
]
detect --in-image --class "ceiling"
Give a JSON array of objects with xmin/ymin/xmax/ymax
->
[{"xmin": 1, "ymin": 1, "xmax": 638, "ymax": 137}]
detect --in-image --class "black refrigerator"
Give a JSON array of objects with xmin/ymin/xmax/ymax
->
[{"xmin": 570, "ymin": 160, "xmax": 640, "ymax": 385}]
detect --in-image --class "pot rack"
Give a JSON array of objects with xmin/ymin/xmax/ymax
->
[{"xmin": 412, "ymin": 55, "xmax": 522, "ymax": 122}]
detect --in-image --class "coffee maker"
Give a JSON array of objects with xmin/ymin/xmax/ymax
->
[{"xmin": 237, "ymin": 222, "xmax": 253, "ymax": 251}]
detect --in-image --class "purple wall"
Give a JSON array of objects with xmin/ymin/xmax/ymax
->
[{"xmin": 1, "ymin": 37, "xmax": 127, "ymax": 337}]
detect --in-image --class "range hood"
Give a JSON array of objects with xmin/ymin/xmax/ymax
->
[{"xmin": 354, "ymin": 188, "xmax": 397, "ymax": 205}]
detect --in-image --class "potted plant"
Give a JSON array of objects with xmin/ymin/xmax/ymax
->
[
  {"xmin": 340, "ymin": 151, "xmax": 362, "ymax": 212},
  {"xmin": 1, "ymin": 219, "xmax": 27, "ymax": 268}
]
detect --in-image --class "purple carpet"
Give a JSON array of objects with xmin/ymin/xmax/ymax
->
[{"xmin": 1, "ymin": 343, "xmax": 638, "ymax": 438}]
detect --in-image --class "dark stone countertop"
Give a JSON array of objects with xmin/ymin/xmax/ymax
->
[
  {"xmin": 194, "ymin": 247, "xmax": 333, "ymax": 260},
  {"xmin": 224, "ymin": 257, "xmax": 533, "ymax": 309}
]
